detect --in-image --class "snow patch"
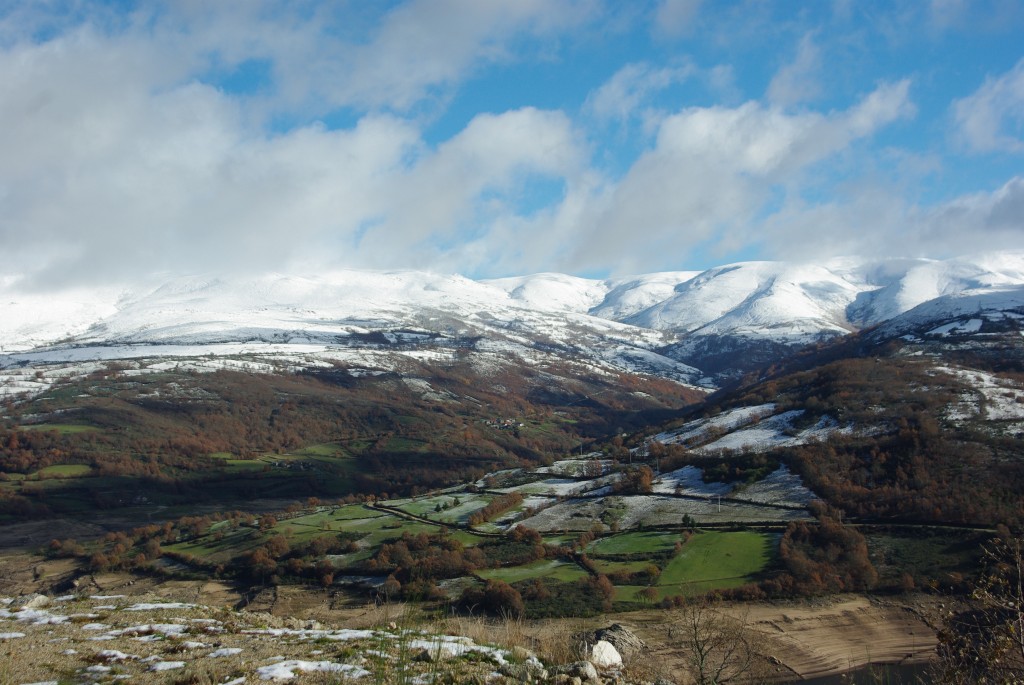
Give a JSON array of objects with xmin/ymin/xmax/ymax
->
[{"xmin": 255, "ymin": 659, "xmax": 370, "ymax": 680}]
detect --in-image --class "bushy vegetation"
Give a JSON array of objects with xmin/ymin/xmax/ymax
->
[
  {"xmin": 0, "ymin": 362, "xmax": 701, "ymax": 519},
  {"xmin": 703, "ymin": 354, "xmax": 1024, "ymax": 528}
]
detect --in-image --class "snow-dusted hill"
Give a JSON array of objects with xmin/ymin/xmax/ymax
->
[
  {"xmin": 2, "ymin": 253, "xmax": 1024, "ymax": 391},
  {"xmin": 489, "ymin": 253, "xmax": 1024, "ymax": 340}
]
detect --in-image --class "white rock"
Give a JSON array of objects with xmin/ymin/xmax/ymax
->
[
  {"xmin": 590, "ymin": 640, "xmax": 622, "ymax": 669},
  {"xmin": 16, "ymin": 594, "xmax": 50, "ymax": 610}
]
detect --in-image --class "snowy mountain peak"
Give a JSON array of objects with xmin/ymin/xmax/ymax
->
[{"xmin": 3, "ymin": 254, "xmax": 1024, "ymax": 371}]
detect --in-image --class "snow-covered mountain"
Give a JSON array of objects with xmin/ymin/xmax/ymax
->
[{"xmin": 2, "ymin": 253, "xmax": 1023, "ymax": 392}]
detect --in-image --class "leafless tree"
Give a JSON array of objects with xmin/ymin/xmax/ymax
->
[{"xmin": 668, "ymin": 599, "xmax": 766, "ymax": 685}]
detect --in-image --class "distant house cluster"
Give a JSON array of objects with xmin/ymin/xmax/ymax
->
[{"xmin": 483, "ymin": 418, "xmax": 524, "ymax": 430}]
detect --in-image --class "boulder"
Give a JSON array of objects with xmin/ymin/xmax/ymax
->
[
  {"xmin": 552, "ymin": 676, "xmax": 582, "ymax": 685},
  {"xmin": 555, "ymin": 660, "xmax": 599, "ymax": 682},
  {"xmin": 499, "ymin": 660, "xmax": 548, "ymax": 681},
  {"xmin": 592, "ymin": 624, "xmax": 646, "ymax": 661},
  {"xmin": 589, "ymin": 639, "xmax": 622, "ymax": 669},
  {"xmin": 13, "ymin": 594, "xmax": 50, "ymax": 610}
]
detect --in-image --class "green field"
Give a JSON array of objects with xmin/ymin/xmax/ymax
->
[
  {"xmin": 478, "ymin": 559, "xmax": 588, "ymax": 584},
  {"xmin": 18, "ymin": 423, "xmax": 100, "ymax": 434},
  {"xmin": 657, "ymin": 531, "xmax": 774, "ymax": 591},
  {"xmin": 587, "ymin": 531, "xmax": 682, "ymax": 556},
  {"xmin": 224, "ymin": 459, "xmax": 266, "ymax": 472},
  {"xmin": 590, "ymin": 558, "xmax": 655, "ymax": 575},
  {"xmin": 392, "ymin": 494, "xmax": 494, "ymax": 525},
  {"xmin": 609, "ymin": 531, "xmax": 775, "ymax": 601},
  {"xmin": 32, "ymin": 464, "xmax": 93, "ymax": 479},
  {"xmin": 204, "ymin": 443, "xmax": 359, "ymax": 484},
  {"xmin": 162, "ymin": 503, "xmax": 462, "ymax": 567}
]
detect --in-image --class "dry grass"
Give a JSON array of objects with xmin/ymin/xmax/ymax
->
[
  {"xmin": 433, "ymin": 612, "xmax": 591, "ymax": 665},
  {"xmin": 0, "ymin": 593, "xmax": 549, "ymax": 684}
]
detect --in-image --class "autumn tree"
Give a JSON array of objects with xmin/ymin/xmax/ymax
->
[
  {"xmin": 459, "ymin": 579, "xmax": 524, "ymax": 617},
  {"xmin": 265, "ymin": 535, "xmax": 290, "ymax": 559}
]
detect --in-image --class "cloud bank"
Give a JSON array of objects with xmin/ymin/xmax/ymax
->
[{"xmin": 0, "ymin": 1, "xmax": 1022, "ymax": 289}]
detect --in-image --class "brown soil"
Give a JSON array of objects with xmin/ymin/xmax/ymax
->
[{"xmin": 591, "ymin": 594, "xmax": 940, "ymax": 682}]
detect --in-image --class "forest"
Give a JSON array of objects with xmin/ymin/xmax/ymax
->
[{"xmin": 0, "ymin": 360, "xmax": 702, "ymax": 520}]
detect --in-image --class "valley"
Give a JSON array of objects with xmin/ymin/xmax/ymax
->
[{"xmin": 2, "ymin": 256, "xmax": 1024, "ymax": 683}]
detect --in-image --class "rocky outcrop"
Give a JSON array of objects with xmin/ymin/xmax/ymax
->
[{"xmin": 575, "ymin": 623, "xmax": 647, "ymax": 666}]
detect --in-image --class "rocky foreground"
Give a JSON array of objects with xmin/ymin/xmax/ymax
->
[{"xmin": 0, "ymin": 591, "xmax": 663, "ymax": 685}]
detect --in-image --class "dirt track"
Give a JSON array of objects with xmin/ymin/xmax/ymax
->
[
  {"xmin": 747, "ymin": 595, "xmax": 937, "ymax": 678},
  {"xmin": 617, "ymin": 594, "xmax": 939, "ymax": 681}
]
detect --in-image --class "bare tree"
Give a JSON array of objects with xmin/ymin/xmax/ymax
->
[
  {"xmin": 937, "ymin": 535, "xmax": 1024, "ymax": 684},
  {"xmin": 668, "ymin": 599, "xmax": 765, "ymax": 685}
]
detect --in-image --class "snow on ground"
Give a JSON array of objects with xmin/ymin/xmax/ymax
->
[
  {"xmin": 520, "ymin": 495, "xmax": 553, "ymax": 511},
  {"xmin": 0, "ymin": 593, "xmax": 538, "ymax": 682},
  {"xmin": 692, "ymin": 410, "xmax": 806, "ymax": 454},
  {"xmin": 401, "ymin": 377, "xmax": 456, "ymax": 402},
  {"xmin": 652, "ymin": 466, "xmax": 732, "ymax": 497},
  {"xmin": 653, "ymin": 404, "xmax": 777, "ymax": 446},
  {"xmin": 927, "ymin": 318, "xmax": 984, "ymax": 336},
  {"xmin": 255, "ymin": 659, "xmax": 370, "ymax": 680},
  {"xmin": 598, "ymin": 344, "xmax": 708, "ymax": 386},
  {"xmin": 149, "ymin": 661, "xmax": 186, "ymax": 671},
  {"xmin": 515, "ymin": 494, "xmax": 810, "ymax": 532},
  {"xmin": 653, "ymin": 407, "xmax": 849, "ymax": 456},
  {"xmin": 935, "ymin": 365, "xmax": 1024, "ymax": 423},
  {"xmin": 473, "ymin": 469, "xmax": 522, "ymax": 489},
  {"xmin": 124, "ymin": 602, "xmax": 196, "ymax": 611},
  {"xmin": 730, "ymin": 466, "xmax": 819, "ymax": 508},
  {"xmin": 0, "ymin": 344, "xmax": 480, "ymax": 401},
  {"xmin": 496, "ymin": 474, "xmax": 621, "ymax": 497},
  {"xmin": 692, "ymin": 410, "xmax": 849, "ymax": 454},
  {"xmin": 534, "ymin": 458, "xmax": 611, "ymax": 477}
]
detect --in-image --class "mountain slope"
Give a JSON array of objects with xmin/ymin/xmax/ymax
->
[{"xmin": 3, "ymin": 254, "xmax": 1024, "ymax": 390}]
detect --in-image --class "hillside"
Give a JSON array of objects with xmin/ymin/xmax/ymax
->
[
  {"xmin": 4, "ymin": 254, "xmax": 1024, "ymax": 390},
  {"xmin": 644, "ymin": 298, "xmax": 1024, "ymax": 529},
  {"xmin": 2, "ymin": 258, "xmax": 1022, "ymax": 682}
]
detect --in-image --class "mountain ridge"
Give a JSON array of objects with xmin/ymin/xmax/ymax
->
[{"xmin": 3, "ymin": 254, "xmax": 1024, "ymax": 390}]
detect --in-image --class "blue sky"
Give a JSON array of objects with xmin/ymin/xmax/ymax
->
[{"xmin": 1, "ymin": 0, "xmax": 1022, "ymax": 286}]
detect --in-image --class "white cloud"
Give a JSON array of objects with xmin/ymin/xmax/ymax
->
[
  {"xmin": 565, "ymin": 81, "xmax": 915, "ymax": 273},
  {"xmin": 760, "ymin": 176, "xmax": 1024, "ymax": 262},
  {"xmin": 354, "ymin": 108, "xmax": 585, "ymax": 268},
  {"xmin": 652, "ymin": 0, "xmax": 703, "ymax": 37},
  {"xmin": 0, "ymin": 19, "xmax": 585, "ymax": 285},
  {"xmin": 585, "ymin": 61, "xmax": 695, "ymax": 123},
  {"xmin": 1, "ymin": 2, "xmax": 596, "ymax": 119},
  {"xmin": 952, "ymin": 58, "xmax": 1024, "ymax": 153},
  {"xmin": 767, "ymin": 34, "xmax": 821, "ymax": 106},
  {"xmin": 929, "ymin": 0, "xmax": 970, "ymax": 30},
  {"xmin": 294, "ymin": 0, "xmax": 596, "ymax": 112},
  {"xmin": 0, "ymin": 3, "xmax": 601, "ymax": 286},
  {"xmin": 0, "ymin": 1, "xmax": 1019, "ymax": 288}
]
